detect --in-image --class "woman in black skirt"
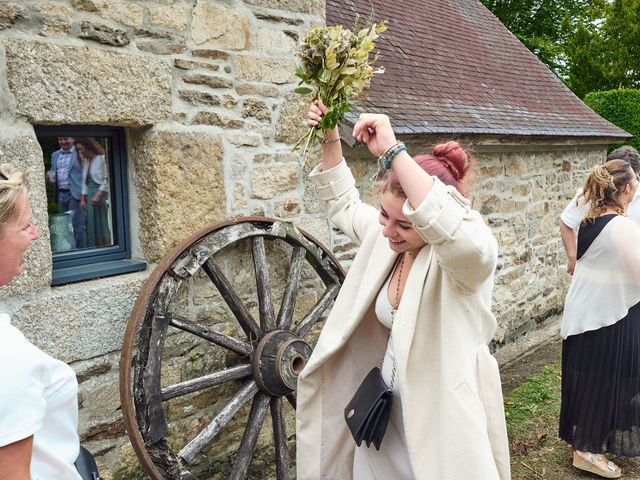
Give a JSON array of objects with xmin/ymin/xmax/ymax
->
[{"xmin": 560, "ymin": 159, "xmax": 640, "ymax": 478}]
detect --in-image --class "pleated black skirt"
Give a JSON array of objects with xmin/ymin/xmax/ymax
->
[{"xmin": 560, "ymin": 301, "xmax": 640, "ymax": 456}]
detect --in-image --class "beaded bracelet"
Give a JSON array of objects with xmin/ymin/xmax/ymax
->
[
  {"xmin": 321, "ymin": 136, "xmax": 341, "ymax": 144},
  {"xmin": 378, "ymin": 141, "xmax": 408, "ymax": 170}
]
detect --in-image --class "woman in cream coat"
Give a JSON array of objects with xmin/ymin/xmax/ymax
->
[{"xmin": 295, "ymin": 102, "xmax": 510, "ymax": 480}]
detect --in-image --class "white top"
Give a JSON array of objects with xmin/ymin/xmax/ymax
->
[
  {"xmin": 81, "ymin": 154, "xmax": 109, "ymax": 195},
  {"xmin": 561, "ymin": 188, "xmax": 640, "ymax": 229},
  {"xmin": 355, "ymin": 273, "xmax": 413, "ymax": 480},
  {"xmin": 0, "ymin": 313, "xmax": 81, "ymax": 480},
  {"xmin": 561, "ymin": 216, "xmax": 640, "ymax": 338}
]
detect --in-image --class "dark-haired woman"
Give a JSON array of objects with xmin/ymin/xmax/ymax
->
[
  {"xmin": 295, "ymin": 101, "xmax": 510, "ymax": 479},
  {"xmin": 75, "ymin": 138, "xmax": 111, "ymax": 248},
  {"xmin": 560, "ymin": 160, "xmax": 640, "ymax": 478}
]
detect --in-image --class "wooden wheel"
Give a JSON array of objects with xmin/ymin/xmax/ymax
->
[{"xmin": 119, "ymin": 217, "xmax": 344, "ymax": 480}]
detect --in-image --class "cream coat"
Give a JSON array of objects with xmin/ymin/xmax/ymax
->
[{"xmin": 296, "ymin": 161, "xmax": 510, "ymax": 480}]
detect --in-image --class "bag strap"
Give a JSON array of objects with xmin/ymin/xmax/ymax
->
[{"xmin": 377, "ymin": 309, "xmax": 397, "ymax": 391}]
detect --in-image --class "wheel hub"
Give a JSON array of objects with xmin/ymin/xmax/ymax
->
[{"xmin": 253, "ymin": 330, "xmax": 312, "ymax": 396}]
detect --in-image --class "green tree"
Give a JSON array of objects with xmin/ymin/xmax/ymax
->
[
  {"xmin": 480, "ymin": 0, "xmax": 605, "ymax": 78},
  {"xmin": 564, "ymin": 0, "xmax": 640, "ymax": 97}
]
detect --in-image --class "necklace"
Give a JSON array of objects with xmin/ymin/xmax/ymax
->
[{"xmin": 392, "ymin": 253, "xmax": 406, "ymax": 310}]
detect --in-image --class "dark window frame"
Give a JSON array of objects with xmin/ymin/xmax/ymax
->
[{"xmin": 35, "ymin": 125, "xmax": 146, "ymax": 285}]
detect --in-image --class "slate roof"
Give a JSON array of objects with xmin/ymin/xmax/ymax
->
[{"xmin": 326, "ymin": 0, "xmax": 630, "ymax": 139}]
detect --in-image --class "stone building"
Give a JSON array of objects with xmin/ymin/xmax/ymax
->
[
  {"xmin": 327, "ymin": 0, "xmax": 631, "ymax": 360},
  {"xmin": 0, "ymin": 0, "xmax": 630, "ymax": 478}
]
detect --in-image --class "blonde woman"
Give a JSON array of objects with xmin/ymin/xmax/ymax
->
[
  {"xmin": 560, "ymin": 159, "xmax": 640, "ymax": 478},
  {"xmin": 0, "ymin": 164, "xmax": 82, "ymax": 479}
]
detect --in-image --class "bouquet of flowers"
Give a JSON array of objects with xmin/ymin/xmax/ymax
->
[{"xmin": 292, "ymin": 20, "xmax": 387, "ymax": 161}]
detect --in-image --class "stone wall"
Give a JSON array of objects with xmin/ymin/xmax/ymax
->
[
  {"xmin": 0, "ymin": 0, "xmax": 611, "ymax": 478},
  {"xmin": 0, "ymin": 0, "xmax": 327, "ymax": 478},
  {"xmin": 339, "ymin": 138, "xmax": 604, "ymax": 349}
]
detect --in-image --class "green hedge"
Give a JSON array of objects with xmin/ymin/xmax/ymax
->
[{"xmin": 584, "ymin": 88, "xmax": 640, "ymax": 152}]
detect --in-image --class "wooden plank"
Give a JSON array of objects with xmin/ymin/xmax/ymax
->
[
  {"xmin": 271, "ymin": 397, "xmax": 290, "ymax": 480},
  {"xmin": 285, "ymin": 223, "xmax": 342, "ymax": 286},
  {"xmin": 161, "ymin": 364, "xmax": 253, "ymax": 401},
  {"xmin": 202, "ymin": 259, "xmax": 262, "ymax": 342},
  {"xmin": 277, "ymin": 246, "xmax": 306, "ymax": 330},
  {"xmin": 229, "ymin": 393, "xmax": 270, "ymax": 480},
  {"xmin": 251, "ymin": 237, "xmax": 276, "ymax": 332},
  {"xmin": 135, "ymin": 273, "xmax": 182, "ymax": 443},
  {"xmin": 171, "ymin": 222, "xmax": 288, "ymax": 279},
  {"xmin": 294, "ymin": 283, "xmax": 341, "ymax": 337},
  {"xmin": 169, "ymin": 314, "xmax": 252, "ymax": 357},
  {"xmin": 178, "ymin": 380, "xmax": 258, "ymax": 464}
]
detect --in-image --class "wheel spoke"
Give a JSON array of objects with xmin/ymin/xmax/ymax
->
[
  {"xmin": 271, "ymin": 397, "xmax": 290, "ymax": 480},
  {"xmin": 285, "ymin": 393, "xmax": 296, "ymax": 410},
  {"xmin": 202, "ymin": 258, "xmax": 262, "ymax": 342},
  {"xmin": 169, "ymin": 313, "xmax": 252, "ymax": 357},
  {"xmin": 179, "ymin": 380, "xmax": 258, "ymax": 464},
  {"xmin": 161, "ymin": 364, "xmax": 253, "ymax": 401},
  {"xmin": 252, "ymin": 237, "xmax": 276, "ymax": 332},
  {"xmin": 277, "ymin": 246, "xmax": 306, "ymax": 330},
  {"xmin": 294, "ymin": 284, "xmax": 341, "ymax": 337},
  {"xmin": 229, "ymin": 393, "xmax": 271, "ymax": 480}
]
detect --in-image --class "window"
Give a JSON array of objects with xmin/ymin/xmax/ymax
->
[{"xmin": 35, "ymin": 126, "xmax": 146, "ymax": 285}]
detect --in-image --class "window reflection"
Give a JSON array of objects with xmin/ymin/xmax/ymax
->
[{"xmin": 43, "ymin": 136, "xmax": 114, "ymax": 253}]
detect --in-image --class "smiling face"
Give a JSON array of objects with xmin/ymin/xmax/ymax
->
[
  {"xmin": 378, "ymin": 190, "xmax": 426, "ymax": 255},
  {"xmin": 0, "ymin": 190, "xmax": 40, "ymax": 287},
  {"xmin": 58, "ymin": 137, "xmax": 74, "ymax": 151}
]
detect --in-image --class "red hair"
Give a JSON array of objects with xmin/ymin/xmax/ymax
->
[{"xmin": 382, "ymin": 141, "xmax": 473, "ymax": 197}]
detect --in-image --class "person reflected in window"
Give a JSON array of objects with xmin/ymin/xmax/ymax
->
[
  {"xmin": 47, "ymin": 137, "xmax": 86, "ymax": 249},
  {"xmin": 75, "ymin": 138, "xmax": 111, "ymax": 248}
]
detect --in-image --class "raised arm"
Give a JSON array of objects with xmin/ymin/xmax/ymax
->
[
  {"xmin": 307, "ymin": 101, "xmax": 378, "ymax": 243},
  {"xmin": 307, "ymin": 100, "xmax": 343, "ymax": 172},
  {"xmin": 352, "ymin": 113, "xmax": 434, "ymax": 209},
  {"xmin": 353, "ymin": 113, "xmax": 497, "ymax": 292}
]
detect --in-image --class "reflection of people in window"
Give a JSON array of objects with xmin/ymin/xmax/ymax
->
[
  {"xmin": 47, "ymin": 137, "xmax": 86, "ymax": 249},
  {"xmin": 75, "ymin": 138, "xmax": 112, "ymax": 248}
]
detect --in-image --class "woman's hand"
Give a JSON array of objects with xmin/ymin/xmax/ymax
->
[
  {"xmin": 92, "ymin": 191, "xmax": 101, "ymax": 206},
  {"xmin": 307, "ymin": 100, "xmax": 339, "ymax": 140},
  {"xmin": 307, "ymin": 99, "xmax": 328, "ymax": 128},
  {"xmin": 352, "ymin": 113, "xmax": 397, "ymax": 157}
]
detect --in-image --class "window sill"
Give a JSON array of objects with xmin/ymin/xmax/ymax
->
[{"xmin": 52, "ymin": 259, "xmax": 147, "ymax": 286}]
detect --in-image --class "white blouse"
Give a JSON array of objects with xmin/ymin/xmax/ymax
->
[
  {"xmin": 562, "ymin": 215, "xmax": 640, "ymax": 338},
  {"xmin": 81, "ymin": 154, "xmax": 109, "ymax": 195}
]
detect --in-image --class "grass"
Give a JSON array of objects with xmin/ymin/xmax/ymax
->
[
  {"xmin": 505, "ymin": 361, "xmax": 562, "ymax": 438},
  {"xmin": 504, "ymin": 361, "xmax": 572, "ymax": 479}
]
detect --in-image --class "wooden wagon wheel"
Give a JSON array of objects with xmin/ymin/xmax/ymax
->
[{"xmin": 119, "ymin": 217, "xmax": 344, "ymax": 480}]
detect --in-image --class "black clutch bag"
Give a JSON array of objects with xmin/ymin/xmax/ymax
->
[
  {"xmin": 344, "ymin": 366, "xmax": 393, "ymax": 450},
  {"xmin": 75, "ymin": 446, "xmax": 101, "ymax": 480}
]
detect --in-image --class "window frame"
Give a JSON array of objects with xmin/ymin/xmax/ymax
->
[{"xmin": 35, "ymin": 125, "xmax": 146, "ymax": 285}]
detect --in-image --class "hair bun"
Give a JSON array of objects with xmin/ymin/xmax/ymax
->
[{"xmin": 432, "ymin": 141, "xmax": 468, "ymax": 181}]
